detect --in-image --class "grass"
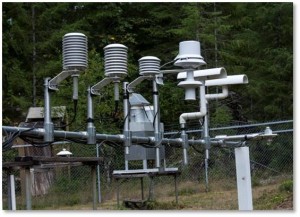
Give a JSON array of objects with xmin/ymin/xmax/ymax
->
[
  {"xmin": 253, "ymin": 179, "xmax": 293, "ymax": 210},
  {"xmin": 6, "ymin": 176, "xmax": 293, "ymax": 210},
  {"xmin": 56, "ymin": 178, "xmax": 292, "ymax": 210}
]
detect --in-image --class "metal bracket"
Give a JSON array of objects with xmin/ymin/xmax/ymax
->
[
  {"xmin": 127, "ymin": 76, "xmax": 153, "ymax": 93},
  {"xmin": 48, "ymin": 70, "xmax": 80, "ymax": 91},
  {"xmin": 90, "ymin": 76, "xmax": 122, "ymax": 96},
  {"xmin": 90, "ymin": 77, "xmax": 113, "ymax": 96}
]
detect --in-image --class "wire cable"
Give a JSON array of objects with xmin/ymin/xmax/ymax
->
[
  {"xmin": 59, "ymin": 99, "xmax": 78, "ymax": 129},
  {"xmin": 160, "ymin": 59, "xmax": 176, "ymax": 69}
]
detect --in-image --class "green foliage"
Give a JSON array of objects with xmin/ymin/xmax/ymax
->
[
  {"xmin": 2, "ymin": 2, "xmax": 293, "ymax": 127},
  {"xmin": 177, "ymin": 187, "xmax": 197, "ymax": 196},
  {"xmin": 144, "ymin": 200, "xmax": 182, "ymax": 210},
  {"xmin": 210, "ymin": 104, "xmax": 233, "ymax": 126},
  {"xmin": 279, "ymin": 180, "xmax": 293, "ymax": 193},
  {"xmin": 50, "ymin": 176, "xmax": 83, "ymax": 194}
]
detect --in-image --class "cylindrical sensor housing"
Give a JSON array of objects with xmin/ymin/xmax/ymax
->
[
  {"xmin": 104, "ymin": 44, "xmax": 128, "ymax": 78},
  {"xmin": 139, "ymin": 56, "xmax": 161, "ymax": 76},
  {"xmin": 174, "ymin": 40, "xmax": 206, "ymax": 68},
  {"xmin": 63, "ymin": 32, "xmax": 88, "ymax": 70},
  {"xmin": 177, "ymin": 71, "xmax": 201, "ymax": 100}
]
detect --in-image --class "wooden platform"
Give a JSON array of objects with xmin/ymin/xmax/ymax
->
[
  {"xmin": 3, "ymin": 156, "xmax": 103, "ymax": 210},
  {"xmin": 112, "ymin": 169, "xmax": 181, "ymax": 207}
]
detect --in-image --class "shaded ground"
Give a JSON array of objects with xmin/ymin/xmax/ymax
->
[{"xmin": 275, "ymin": 195, "xmax": 293, "ymax": 210}]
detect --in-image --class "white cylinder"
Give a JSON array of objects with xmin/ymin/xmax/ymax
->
[
  {"xmin": 139, "ymin": 56, "xmax": 161, "ymax": 76},
  {"xmin": 205, "ymin": 75, "xmax": 248, "ymax": 87},
  {"xmin": 185, "ymin": 87, "xmax": 196, "ymax": 100},
  {"xmin": 104, "ymin": 44, "xmax": 128, "ymax": 78},
  {"xmin": 174, "ymin": 41, "xmax": 206, "ymax": 68},
  {"xmin": 10, "ymin": 174, "xmax": 16, "ymax": 210},
  {"xmin": 177, "ymin": 67, "xmax": 227, "ymax": 80},
  {"xmin": 177, "ymin": 71, "xmax": 201, "ymax": 100},
  {"xmin": 63, "ymin": 32, "xmax": 88, "ymax": 70}
]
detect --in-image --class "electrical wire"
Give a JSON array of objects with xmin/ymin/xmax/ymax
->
[
  {"xmin": 152, "ymin": 110, "xmax": 158, "ymax": 128},
  {"xmin": 2, "ymin": 131, "xmax": 20, "ymax": 151},
  {"xmin": 97, "ymin": 140, "xmax": 123, "ymax": 149},
  {"xmin": 112, "ymin": 100, "xmax": 119, "ymax": 120},
  {"xmin": 2, "ymin": 127, "xmax": 36, "ymax": 151},
  {"xmin": 19, "ymin": 136, "xmax": 53, "ymax": 148},
  {"xmin": 142, "ymin": 105, "xmax": 151, "ymax": 122},
  {"xmin": 59, "ymin": 99, "xmax": 78, "ymax": 129},
  {"xmin": 191, "ymin": 144, "xmax": 204, "ymax": 153},
  {"xmin": 160, "ymin": 59, "xmax": 176, "ymax": 69}
]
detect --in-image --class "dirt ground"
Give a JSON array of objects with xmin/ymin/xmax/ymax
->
[{"xmin": 275, "ymin": 195, "xmax": 293, "ymax": 210}]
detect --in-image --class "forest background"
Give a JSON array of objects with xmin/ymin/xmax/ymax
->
[{"xmin": 2, "ymin": 2, "xmax": 293, "ymax": 133}]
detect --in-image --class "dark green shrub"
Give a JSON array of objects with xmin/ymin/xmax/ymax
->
[{"xmin": 279, "ymin": 180, "xmax": 293, "ymax": 193}]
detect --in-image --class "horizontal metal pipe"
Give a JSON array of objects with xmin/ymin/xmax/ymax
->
[
  {"xmin": 165, "ymin": 120, "xmax": 293, "ymax": 136},
  {"xmin": 212, "ymin": 133, "xmax": 277, "ymax": 141},
  {"xmin": 2, "ymin": 126, "xmax": 207, "ymax": 147},
  {"xmin": 3, "ymin": 126, "xmax": 274, "ymax": 149}
]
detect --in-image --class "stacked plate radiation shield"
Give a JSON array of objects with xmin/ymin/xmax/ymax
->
[
  {"xmin": 138, "ymin": 56, "xmax": 161, "ymax": 76},
  {"xmin": 63, "ymin": 32, "xmax": 88, "ymax": 71},
  {"xmin": 104, "ymin": 44, "xmax": 128, "ymax": 78}
]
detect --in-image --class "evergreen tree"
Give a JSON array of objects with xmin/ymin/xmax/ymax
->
[{"xmin": 2, "ymin": 2, "xmax": 293, "ymax": 126}]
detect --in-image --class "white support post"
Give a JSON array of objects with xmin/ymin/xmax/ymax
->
[
  {"xmin": 235, "ymin": 146, "xmax": 253, "ymax": 210},
  {"xmin": 9, "ymin": 174, "xmax": 16, "ymax": 210}
]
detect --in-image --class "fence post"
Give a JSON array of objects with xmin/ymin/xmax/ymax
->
[
  {"xmin": 235, "ymin": 146, "xmax": 253, "ymax": 210},
  {"xmin": 25, "ymin": 167, "xmax": 32, "ymax": 210},
  {"xmin": 9, "ymin": 174, "xmax": 17, "ymax": 210}
]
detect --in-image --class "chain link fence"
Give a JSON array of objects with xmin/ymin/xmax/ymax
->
[{"xmin": 2, "ymin": 120, "xmax": 293, "ymax": 210}]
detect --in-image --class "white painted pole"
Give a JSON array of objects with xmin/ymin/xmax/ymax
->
[
  {"xmin": 235, "ymin": 146, "xmax": 253, "ymax": 210},
  {"xmin": 9, "ymin": 174, "xmax": 16, "ymax": 210}
]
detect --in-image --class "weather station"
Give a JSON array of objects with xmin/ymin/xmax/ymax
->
[{"xmin": 2, "ymin": 34, "xmax": 278, "ymax": 211}]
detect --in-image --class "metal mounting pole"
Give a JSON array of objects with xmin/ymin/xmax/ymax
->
[
  {"xmin": 44, "ymin": 77, "xmax": 54, "ymax": 143},
  {"xmin": 123, "ymin": 82, "xmax": 130, "ymax": 155},
  {"xmin": 7, "ymin": 170, "xmax": 16, "ymax": 210},
  {"xmin": 203, "ymin": 97, "xmax": 210, "ymax": 192},
  {"xmin": 87, "ymin": 87, "xmax": 96, "ymax": 145},
  {"xmin": 123, "ymin": 82, "xmax": 131, "ymax": 170},
  {"xmin": 181, "ymin": 123, "xmax": 188, "ymax": 165},
  {"xmin": 25, "ymin": 168, "xmax": 32, "ymax": 210},
  {"xmin": 9, "ymin": 174, "xmax": 16, "ymax": 210},
  {"xmin": 153, "ymin": 79, "xmax": 161, "ymax": 169},
  {"xmin": 72, "ymin": 74, "xmax": 79, "ymax": 101},
  {"xmin": 114, "ymin": 81, "xmax": 120, "ymax": 101}
]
